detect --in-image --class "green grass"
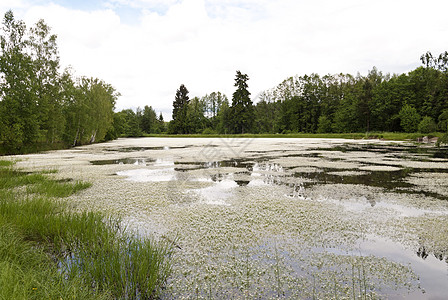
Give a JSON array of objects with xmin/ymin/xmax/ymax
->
[
  {"xmin": 144, "ymin": 131, "xmax": 446, "ymax": 141},
  {"xmin": 1, "ymin": 132, "xmax": 444, "ymax": 156},
  {"xmin": 0, "ymin": 160, "xmax": 174, "ymax": 299}
]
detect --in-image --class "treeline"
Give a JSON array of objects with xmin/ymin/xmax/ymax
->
[
  {"xmin": 0, "ymin": 11, "xmax": 118, "ymax": 154},
  {"xmin": 111, "ymin": 106, "xmax": 165, "ymax": 137},
  {"xmin": 2, "ymin": 10, "xmax": 448, "ymax": 155},
  {"xmin": 166, "ymin": 54, "xmax": 448, "ymax": 137},
  {"xmin": 168, "ymin": 71, "xmax": 254, "ymax": 134}
]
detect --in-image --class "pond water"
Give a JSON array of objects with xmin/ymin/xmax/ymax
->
[{"xmin": 10, "ymin": 138, "xmax": 448, "ymax": 299}]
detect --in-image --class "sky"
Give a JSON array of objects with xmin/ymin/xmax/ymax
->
[{"xmin": 1, "ymin": 0, "xmax": 448, "ymax": 120}]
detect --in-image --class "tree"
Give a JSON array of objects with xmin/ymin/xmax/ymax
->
[
  {"xmin": 370, "ymin": 74, "xmax": 413, "ymax": 132},
  {"xmin": 254, "ymin": 95, "xmax": 281, "ymax": 133},
  {"xmin": 229, "ymin": 71, "xmax": 254, "ymax": 133},
  {"xmin": 158, "ymin": 113, "xmax": 166, "ymax": 133},
  {"xmin": 0, "ymin": 10, "xmax": 120, "ymax": 153},
  {"xmin": 141, "ymin": 105, "xmax": 158, "ymax": 134},
  {"xmin": 203, "ymin": 91, "xmax": 228, "ymax": 118},
  {"xmin": 0, "ymin": 11, "xmax": 39, "ymax": 150},
  {"xmin": 170, "ymin": 84, "xmax": 189, "ymax": 134},
  {"xmin": 317, "ymin": 115, "xmax": 332, "ymax": 133},
  {"xmin": 63, "ymin": 76, "xmax": 118, "ymax": 145},
  {"xmin": 418, "ymin": 116, "xmax": 437, "ymax": 133},
  {"xmin": 185, "ymin": 97, "xmax": 207, "ymax": 133},
  {"xmin": 29, "ymin": 18, "xmax": 63, "ymax": 143},
  {"xmin": 399, "ymin": 104, "xmax": 420, "ymax": 133}
]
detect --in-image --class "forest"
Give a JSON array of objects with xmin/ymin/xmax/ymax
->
[
  {"xmin": 0, "ymin": 11, "xmax": 119, "ymax": 154},
  {"xmin": 164, "ymin": 57, "xmax": 448, "ymax": 137},
  {"xmin": 1, "ymin": 11, "xmax": 448, "ymax": 154}
]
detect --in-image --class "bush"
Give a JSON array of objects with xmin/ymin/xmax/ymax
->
[
  {"xmin": 202, "ymin": 128, "xmax": 217, "ymax": 135},
  {"xmin": 399, "ymin": 104, "xmax": 420, "ymax": 133},
  {"xmin": 438, "ymin": 109, "xmax": 448, "ymax": 132},
  {"xmin": 418, "ymin": 116, "xmax": 437, "ymax": 133}
]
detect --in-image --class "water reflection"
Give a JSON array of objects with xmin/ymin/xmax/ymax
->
[
  {"xmin": 417, "ymin": 241, "xmax": 448, "ymax": 263},
  {"xmin": 341, "ymin": 235, "xmax": 448, "ymax": 299},
  {"xmin": 190, "ymin": 176, "xmax": 237, "ymax": 206},
  {"xmin": 91, "ymin": 158, "xmax": 155, "ymax": 165},
  {"xmin": 98, "ymin": 142, "xmax": 448, "ymax": 298},
  {"xmin": 417, "ymin": 245, "xmax": 429, "ymax": 259},
  {"xmin": 111, "ymin": 154, "xmax": 447, "ymax": 205}
]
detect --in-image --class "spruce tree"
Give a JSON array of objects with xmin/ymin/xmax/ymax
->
[
  {"xmin": 171, "ymin": 84, "xmax": 189, "ymax": 134},
  {"xmin": 230, "ymin": 71, "xmax": 254, "ymax": 133}
]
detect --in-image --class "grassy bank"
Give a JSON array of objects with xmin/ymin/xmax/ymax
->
[
  {"xmin": 144, "ymin": 131, "xmax": 445, "ymax": 141},
  {"xmin": 0, "ymin": 160, "xmax": 173, "ymax": 299},
  {"xmin": 1, "ymin": 132, "xmax": 445, "ymax": 156}
]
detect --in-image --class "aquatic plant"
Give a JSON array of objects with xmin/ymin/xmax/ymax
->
[{"xmin": 0, "ymin": 160, "xmax": 173, "ymax": 299}]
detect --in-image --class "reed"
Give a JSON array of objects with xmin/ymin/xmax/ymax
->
[{"xmin": 0, "ymin": 160, "xmax": 173, "ymax": 299}]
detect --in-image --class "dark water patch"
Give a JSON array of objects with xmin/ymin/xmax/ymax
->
[
  {"xmin": 235, "ymin": 180, "xmax": 250, "ymax": 186},
  {"xmin": 312, "ymin": 144, "xmax": 447, "ymax": 157},
  {"xmin": 106, "ymin": 145, "xmax": 192, "ymax": 152},
  {"xmin": 174, "ymin": 160, "xmax": 254, "ymax": 171},
  {"xmin": 394, "ymin": 188, "xmax": 448, "ymax": 201},
  {"xmin": 433, "ymin": 149, "xmax": 448, "ymax": 158},
  {"xmin": 294, "ymin": 168, "xmax": 414, "ymax": 190},
  {"xmin": 106, "ymin": 146, "xmax": 164, "ymax": 152},
  {"xmin": 283, "ymin": 152, "xmax": 321, "ymax": 158},
  {"xmin": 90, "ymin": 158, "xmax": 155, "ymax": 166},
  {"xmin": 293, "ymin": 167, "xmax": 448, "ymax": 201}
]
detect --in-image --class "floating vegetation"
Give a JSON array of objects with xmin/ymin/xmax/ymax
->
[{"xmin": 8, "ymin": 137, "xmax": 448, "ymax": 298}]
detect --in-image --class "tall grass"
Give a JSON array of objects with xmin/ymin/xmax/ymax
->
[
  {"xmin": 145, "ymin": 131, "xmax": 445, "ymax": 141},
  {"xmin": 0, "ymin": 160, "xmax": 173, "ymax": 299}
]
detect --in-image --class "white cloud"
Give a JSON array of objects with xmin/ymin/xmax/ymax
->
[{"xmin": 2, "ymin": 0, "xmax": 448, "ymax": 119}]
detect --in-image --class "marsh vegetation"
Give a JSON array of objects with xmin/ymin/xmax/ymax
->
[
  {"xmin": 5, "ymin": 137, "xmax": 448, "ymax": 299},
  {"xmin": 0, "ymin": 159, "xmax": 173, "ymax": 299}
]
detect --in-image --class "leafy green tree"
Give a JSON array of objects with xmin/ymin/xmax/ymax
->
[
  {"xmin": 399, "ymin": 104, "xmax": 421, "ymax": 133},
  {"xmin": 254, "ymin": 95, "xmax": 281, "ymax": 133},
  {"xmin": 332, "ymin": 77, "xmax": 360, "ymax": 133},
  {"xmin": 418, "ymin": 116, "xmax": 437, "ymax": 133},
  {"xmin": 213, "ymin": 95, "xmax": 230, "ymax": 134},
  {"xmin": 438, "ymin": 109, "xmax": 448, "ymax": 131},
  {"xmin": 360, "ymin": 67, "xmax": 383, "ymax": 132},
  {"xmin": 317, "ymin": 115, "xmax": 332, "ymax": 133},
  {"xmin": 229, "ymin": 71, "xmax": 254, "ymax": 133},
  {"xmin": 170, "ymin": 84, "xmax": 189, "ymax": 134},
  {"xmin": 141, "ymin": 105, "xmax": 158, "ymax": 134},
  {"xmin": 186, "ymin": 97, "xmax": 207, "ymax": 133},
  {"xmin": 63, "ymin": 76, "xmax": 118, "ymax": 145},
  {"xmin": 0, "ymin": 11, "xmax": 39, "ymax": 150},
  {"xmin": 106, "ymin": 110, "xmax": 127, "ymax": 139},
  {"xmin": 201, "ymin": 91, "xmax": 229, "ymax": 132},
  {"xmin": 370, "ymin": 74, "xmax": 413, "ymax": 132},
  {"xmin": 117, "ymin": 109, "xmax": 141, "ymax": 137},
  {"xmin": 0, "ymin": 10, "xmax": 120, "ymax": 152},
  {"xmin": 158, "ymin": 113, "xmax": 166, "ymax": 133},
  {"xmin": 28, "ymin": 18, "xmax": 63, "ymax": 143},
  {"xmin": 203, "ymin": 91, "xmax": 228, "ymax": 118}
]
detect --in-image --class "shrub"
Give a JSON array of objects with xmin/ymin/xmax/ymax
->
[
  {"xmin": 418, "ymin": 116, "xmax": 437, "ymax": 133},
  {"xmin": 399, "ymin": 104, "xmax": 420, "ymax": 133},
  {"xmin": 202, "ymin": 128, "xmax": 216, "ymax": 135}
]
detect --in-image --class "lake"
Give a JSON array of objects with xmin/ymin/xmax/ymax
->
[{"xmin": 11, "ymin": 137, "xmax": 448, "ymax": 299}]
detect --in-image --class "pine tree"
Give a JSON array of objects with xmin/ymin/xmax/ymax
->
[
  {"xmin": 229, "ymin": 71, "xmax": 254, "ymax": 133},
  {"xmin": 171, "ymin": 84, "xmax": 189, "ymax": 134}
]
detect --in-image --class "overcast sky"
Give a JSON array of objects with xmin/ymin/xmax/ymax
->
[{"xmin": 2, "ymin": 0, "xmax": 448, "ymax": 119}]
